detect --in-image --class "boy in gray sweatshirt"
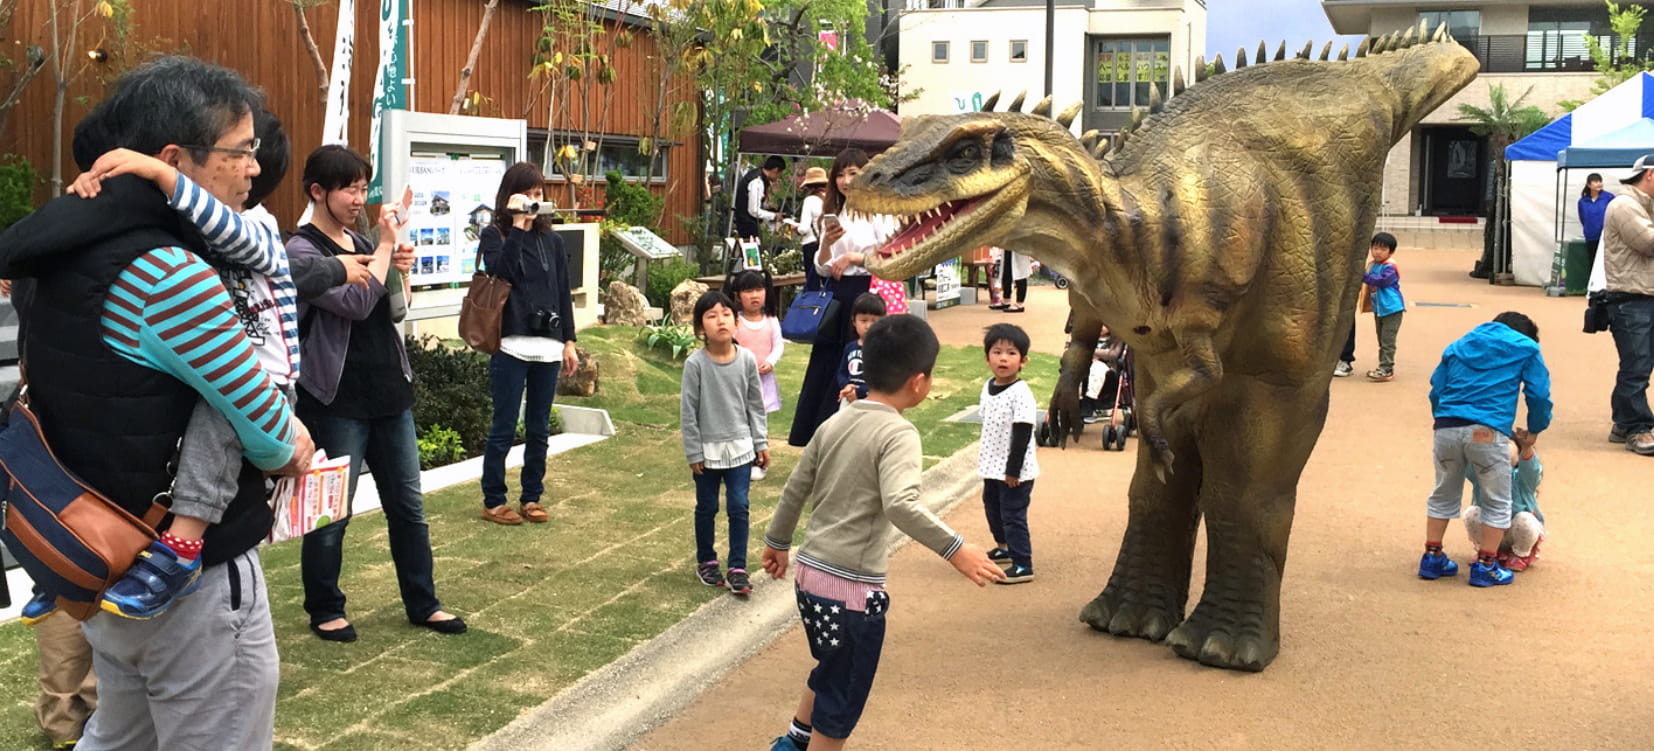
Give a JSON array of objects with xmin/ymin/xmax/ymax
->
[{"xmin": 762, "ymin": 315, "xmax": 1002, "ymax": 751}]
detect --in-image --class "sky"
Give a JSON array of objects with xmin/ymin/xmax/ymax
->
[{"xmin": 1204, "ymin": 0, "xmax": 1366, "ymax": 61}]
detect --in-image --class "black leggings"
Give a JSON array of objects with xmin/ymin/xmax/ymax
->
[{"xmin": 1000, "ymin": 254, "xmax": 1027, "ymax": 303}]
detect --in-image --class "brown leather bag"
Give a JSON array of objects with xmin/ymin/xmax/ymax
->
[{"xmin": 458, "ymin": 244, "xmax": 511, "ymax": 355}]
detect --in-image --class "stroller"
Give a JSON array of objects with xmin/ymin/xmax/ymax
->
[{"xmin": 1036, "ymin": 317, "xmax": 1136, "ymax": 450}]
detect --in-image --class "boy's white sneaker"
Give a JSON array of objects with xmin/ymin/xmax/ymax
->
[{"xmin": 752, "ymin": 465, "xmax": 767, "ymax": 481}]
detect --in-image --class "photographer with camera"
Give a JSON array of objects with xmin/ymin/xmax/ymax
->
[{"xmin": 478, "ymin": 162, "xmax": 580, "ymax": 526}]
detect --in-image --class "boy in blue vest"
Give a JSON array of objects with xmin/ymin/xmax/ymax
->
[
  {"xmin": 1363, "ymin": 231, "xmax": 1405, "ymax": 381},
  {"xmin": 1418, "ymin": 312, "xmax": 1552, "ymax": 587}
]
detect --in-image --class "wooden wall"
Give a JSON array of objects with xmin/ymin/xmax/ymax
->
[{"xmin": 2, "ymin": 0, "xmax": 699, "ymax": 241}]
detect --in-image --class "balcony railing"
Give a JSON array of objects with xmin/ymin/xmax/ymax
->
[{"xmin": 1457, "ymin": 33, "xmax": 1654, "ymax": 74}]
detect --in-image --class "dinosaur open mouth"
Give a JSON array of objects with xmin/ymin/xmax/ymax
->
[{"xmin": 879, "ymin": 196, "xmax": 988, "ymax": 258}]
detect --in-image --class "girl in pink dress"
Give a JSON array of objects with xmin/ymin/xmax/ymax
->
[{"xmin": 727, "ymin": 269, "xmax": 784, "ymax": 478}]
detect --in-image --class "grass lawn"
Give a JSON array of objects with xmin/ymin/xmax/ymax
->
[{"xmin": 0, "ymin": 325, "xmax": 1059, "ymax": 750}]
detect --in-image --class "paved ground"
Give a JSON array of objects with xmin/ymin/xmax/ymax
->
[{"xmin": 632, "ymin": 249, "xmax": 1654, "ymax": 749}]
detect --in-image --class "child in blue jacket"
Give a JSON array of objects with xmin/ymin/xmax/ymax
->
[
  {"xmin": 1419, "ymin": 312, "xmax": 1552, "ymax": 588},
  {"xmin": 1362, "ymin": 232, "xmax": 1405, "ymax": 381}
]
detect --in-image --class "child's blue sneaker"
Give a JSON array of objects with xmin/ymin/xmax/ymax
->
[
  {"xmin": 1468, "ymin": 560, "xmax": 1514, "ymax": 588},
  {"xmin": 20, "ymin": 589, "xmax": 57, "ymax": 626},
  {"xmin": 101, "ymin": 541, "xmax": 203, "ymax": 619},
  {"xmin": 769, "ymin": 736, "xmax": 804, "ymax": 751},
  {"xmin": 1417, "ymin": 552, "xmax": 1459, "ymax": 580}
]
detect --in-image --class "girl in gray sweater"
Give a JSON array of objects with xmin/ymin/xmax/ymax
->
[{"xmin": 682, "ymin": 291, "xmax": 771, "ymax": 595}]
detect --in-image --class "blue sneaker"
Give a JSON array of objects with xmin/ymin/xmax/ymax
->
[
  {"xmin": 101, "ymin": 541, "xmax": 203, "ymax": 619},
  {"xmin": 20, "ymin": 589, "xmax": 57, "ymax": 626},
  {"xmin": 1468, "ymin": 560, "xmax": 1514, "ymax": 587},
  {"xmin": 769, "ymin": 736, "xmax": 804, "ymax": 751},
  {"xmin": 1417, "ymin": 552, "xmax": 1459, "ymax": 580}
]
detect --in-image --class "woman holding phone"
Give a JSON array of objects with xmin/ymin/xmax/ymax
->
[{"xmin": 787, "ymin": 148, "xmax": 896, "ymax": 447}]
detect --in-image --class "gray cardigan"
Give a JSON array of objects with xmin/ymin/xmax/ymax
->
[
  {"xmin": 680, "ymin": 346, "xmax": 768, "ymax": 465},
  {"xmin": 287, "ymin": 230, "xmax": 412, "ymax": 405}
]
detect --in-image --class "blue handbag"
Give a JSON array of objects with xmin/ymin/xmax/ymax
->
[{"xmin": 781, "ymin": 289, "xmax": 840, "ymax": 344}]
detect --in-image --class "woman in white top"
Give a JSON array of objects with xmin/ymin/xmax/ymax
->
[
  {"xmin": 791, "ymin": 167, "xmax": 828, "ymax": 291},
  {"xmin": 788, "ymin": 149, "xmax": 894, "ymax": 447}
]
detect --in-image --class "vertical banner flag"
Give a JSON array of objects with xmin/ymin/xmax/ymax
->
[
  {"xmin": 369, "ymin": 0, "xmax": 411, "ymax": 203},
  {"xmin": 320, "ymin": 0, "xmax": 355, "ymax": 147}
]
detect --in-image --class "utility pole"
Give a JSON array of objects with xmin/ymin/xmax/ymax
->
[{"xmin": 1044, "ymin": 0, "xmax": 1054, "ymax": 97}]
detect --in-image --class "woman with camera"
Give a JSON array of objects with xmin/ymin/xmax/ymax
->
[{"xmin": 478, "ymin": 162, "xmax": 580, "ymax": 525}]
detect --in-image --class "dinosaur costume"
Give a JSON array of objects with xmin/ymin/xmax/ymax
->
[{"xmin": 847, "ymin": 22, "xmax": 1478, "ymax": 671}]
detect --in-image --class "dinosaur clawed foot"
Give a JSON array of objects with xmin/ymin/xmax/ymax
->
[
  {"xmin": 1149, "ymin": 440, "xmax": 1176, "ymax": 483},
  {"xmin": 1078, "ymin": 584, "xmax": 1184, "ymax": 642},
  {"xmin": 1164, "ymin": 596, "xmax": 1280, "ymax": 672}
]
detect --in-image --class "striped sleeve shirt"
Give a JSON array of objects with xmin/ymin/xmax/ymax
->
[
  {"xmin": 101, "ymin": 247, "xmax": 298, "ymax": 471},
  {"xmin": 168, "ymin": 174, "xmax": 301, "ymax": 383}
]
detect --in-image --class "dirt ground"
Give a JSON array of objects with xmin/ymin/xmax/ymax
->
[{"xmin": 633, "ymin": 249, "xmax": 1654, "ymax": 750}]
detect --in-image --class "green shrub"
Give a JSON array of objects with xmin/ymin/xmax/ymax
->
[
  {"xmin": 407, "ymin": 335, "xmax": 493, "ymax": 457},
  {"xmin": 641, "ymin": 315, "xmax": 699, "ymax": 360},
  {"xmin": 600, "ymin": 169, "xmax": 667, "ymax": 289},
  {"xmin": 0, "ymin": 154, "xmax": 36, "ymax": 231},
  {"xmin": 417, "ymin": 424, "xmax": 466, "ymax": 470},
  {"xmin": 644, "ymin": 256, "xmax": 699, "ymax": 309}
]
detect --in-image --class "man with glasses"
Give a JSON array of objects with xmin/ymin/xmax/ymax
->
[{"xmin": 0, "ymin": 56, "xmax": 310, "ymax": 749}]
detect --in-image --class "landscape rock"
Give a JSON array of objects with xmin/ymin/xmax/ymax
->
[
  {"xmin": 669, "ymin": 278, "xmax": 710, "ymax": 325},
  {"xmin": 605, "ymin": 281, "xmax": 651, "ymax": 326},
  {"xmin": 556, "ymin": 346, "xmax": 600, "ymax": 397}
]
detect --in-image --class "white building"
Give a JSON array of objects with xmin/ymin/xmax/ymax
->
[
  {"xmin": 897, "ymin": 0, "xmax": 1207, "ymax": 134},
  {"xmin": 1324, "ymin": 1, "xmax": 1633, "ymax": 219}
]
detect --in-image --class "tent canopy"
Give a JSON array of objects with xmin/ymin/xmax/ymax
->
[
  {"xmin": 737, "ymin": 108, "xmax": 902, "ymax": 157},
  {"xmin": 1557, "ymin": 117, "xmax": 1654, "ymax": 168},
  {"xmin": 1508, "ymin": 71, "xmax": 1654, "ymax": 161}
]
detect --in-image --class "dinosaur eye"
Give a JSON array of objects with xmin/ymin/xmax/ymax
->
[{"xmin": 946, "ymin": 142, "xmax": 983, "ymax": 172}]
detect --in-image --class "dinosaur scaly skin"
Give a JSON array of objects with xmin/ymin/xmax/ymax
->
[{"xmin": 848, "ymin": 23, "xmax": 1478, "ymax": 671}]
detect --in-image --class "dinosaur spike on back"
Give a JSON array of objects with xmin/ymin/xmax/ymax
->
[
  {"xmin": 1058, "ymin": 101, "xmax": 1083, "ymax": 128},
  {"xmin": 1148, "ymin": 83, "xmax": 1163, "ymax": 114},
  {"xmin": 1418, "ymin": 18, "xmax": 1430, "ymax": 40},
  {"xmin": 980, "ymin": 91, "xmax": 1001, "ymax": 112},
  {"xmin": 1212, "ymin": 54, "xmax": 1226, "ymax": 75},
  {"xmin": 1338, "ymin": 43, "xmax": 1349, "ymax": 61},
  {"xmin": 1194, "ymin": 55, "xmax": 1207, "ymax": 82},
  {"xmin": 1433, "ymin": 21, "xmax": 1448, "ymax": 43},
  {"xmin": 1030, "ymin": 96, "xmax": 1054, "ymax": 117},
  {"xmin": 1257, "ymin": 41, "xmax": 1268, "ymax": 65},
  {"xmin": 1274, "ymin": 41, "xmax": 1286, "ymax": 61},
  {"xmin": 1236, "ymin": 47, "xmax": 1248, "ymax": 68},
  {"xmin": 1356, "ymin": 38, "xmax": 1369, "ymax": 58},
  {"xmin": 1319, "ymin": 41, "xmax": 1331, "ymax": 61},
  {"xmin": 1079, "ymin": 130, "xmax": 1100, "ymax": 150},
  {"xmin": 1172, "ymin": 67, "xmax": 1186, "ymax": 96},
  {"xmin": 1008, "ymin": 91, "xmax": 1027, "ymax": 113},
  {"xmin": 1298, "ymin": 41, "xmax": 1313, "ymax": 60}
]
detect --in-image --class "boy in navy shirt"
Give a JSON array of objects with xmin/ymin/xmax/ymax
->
[{"xmin": 836, "ymin": 293, "xmax": 885, "ymax": 406}]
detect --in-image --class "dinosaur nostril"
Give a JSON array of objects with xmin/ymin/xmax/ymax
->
[{"xmin": 865, "ymin": 170, "xmax": 884, "ymax": 183}]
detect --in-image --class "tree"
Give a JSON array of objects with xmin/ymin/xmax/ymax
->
[
  {"xmin": 48, "ymin": 1, "xmax": 134, "ymax": 194},
  {"xmin": 288, "ymin": 0, "xmax": 332, "ymax": 104},
  {"xmin": 449, "ymin": 0, "xmax": 501, "ymax": 115},
  {"xmin": 1459, "ymin": 84, "xmax": 1550, "ymax": 280},
  {"xmin": 0, "ymin": 0, "xmax": 48, "ymax": 143},
  {"xmin": 1561, "ymin": 0, "xmax": 1648, "ymax": 111}
]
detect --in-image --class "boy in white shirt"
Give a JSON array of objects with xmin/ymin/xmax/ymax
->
[{"xmin": 978, "ymin": 323, "xmax": 1040, "ymax": 583}]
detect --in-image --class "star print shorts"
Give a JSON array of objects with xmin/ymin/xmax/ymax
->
[{"xmin": 796, "ymin": 587, "xmax": 889, "ymax": 739}]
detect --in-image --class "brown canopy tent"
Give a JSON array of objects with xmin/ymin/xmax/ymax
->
[{"xmin": 736, "ymin": 108, "xmax": 902, "ymax": 157}]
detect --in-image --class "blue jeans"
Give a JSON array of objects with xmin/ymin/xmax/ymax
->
[
  {"xmin": 693, "ymin": 463, "xmax": 751, "ymax": 570},
  {"xmin": 1610, "ymin": 296, "xmax": 1654, "ymax": 432},
  {"xmin": 798, "ymin": 587, "xmax": 888, "ymax": 739},
  {"xmin": 297, "ymin": 408, "xmax": 442, "ymax": 625},
  {"xmin": 482, "ymin": 354, "xmax": 562, "ymax": 509}
]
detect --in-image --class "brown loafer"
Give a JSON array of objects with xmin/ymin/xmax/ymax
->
[
  {"xmin": 481, "ymin": 505, "xmax": 523, "ymax": 525},
  {"xmin": 520, "ymin": 503, "xmax": 549, "ymax": 523}
]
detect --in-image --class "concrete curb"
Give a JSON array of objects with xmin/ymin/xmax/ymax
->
[{"xmin": 471, "ymin": 441, "xmax": 985, "ymax": 751}]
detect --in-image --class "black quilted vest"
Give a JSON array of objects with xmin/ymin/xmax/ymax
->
[{"xmin": 14, "ymin": 179, "xmax": 273, "ymax": 565}]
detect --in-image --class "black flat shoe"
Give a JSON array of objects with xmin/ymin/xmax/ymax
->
[
  {"xmin": 310, "ymin": 623, "xmax": 357, "ymax": 643},
  {"xmin": 414, "ymin": 616, "xmax": 467, "ymax": 635}
]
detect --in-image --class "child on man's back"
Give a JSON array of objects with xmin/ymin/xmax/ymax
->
[
  {"xmin": 837, "ymin": 293, "xmax": 886, "ymax": 406},
  {"xmin": 727, "ymin": 270, "xmax": 784, "ymax": 480},
  {"xmin": 681, "ymin": 290, "xmax": 771, "ymax": 596},
  {"xmin": 763, "ymin": 314, "xmax": 1003, "ymax": 751}
]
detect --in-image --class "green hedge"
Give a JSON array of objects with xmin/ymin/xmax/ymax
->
[{"xmin": 405, "ymin": 336, "xmax": 562, "ymax": 469}]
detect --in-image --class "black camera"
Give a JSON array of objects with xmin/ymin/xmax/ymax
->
[
  {"xmin": 1584, "ymin": 291, "xmax": 1615, "ymax": 334},
  {"xmin": 529, "ymin": 308, "xmax": 560, "ymax": 334}
]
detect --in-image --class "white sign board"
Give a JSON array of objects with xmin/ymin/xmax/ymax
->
[
  {"xmin": 933, "ymin": 257, "xmax": 961, "ymax": 309},
  {"xmin": 404, "ymin": 156, "xmax": 507, "ymax": 286},
  {"xmin": 613, "ymin": 226, "xmax": 681, "ymax": 260}
]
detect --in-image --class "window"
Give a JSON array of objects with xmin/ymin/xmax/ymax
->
[
  {"xmin": 1093, "ymin": 37, "xmax": 1170, "ymax": 110},
  {"xmin": 1010, "ymin": 40, "xmax": 1028, "ymax": 63},
  {"xmin": 971, "ymin": 40, "xmax": 988, "ymax": 63},
  {"xmin": 528, "ymin": 131, "xmax": 669, "ymax": 182},
  {"xmin": 1417, "ymin": 10, "xmax": 1480, "ymax": 40},
  {"xmin": 1527, "ymin": 19, "xmax": 1596, "ymax": 71},
  {"xmin": 932, "ymin": 41, "xmax": 950, "ymax": 63}
]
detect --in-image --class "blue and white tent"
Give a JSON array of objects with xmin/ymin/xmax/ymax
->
[{"xmin": 1507, "ymin": 72, "xmax": 1654, "ymax": 287}]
